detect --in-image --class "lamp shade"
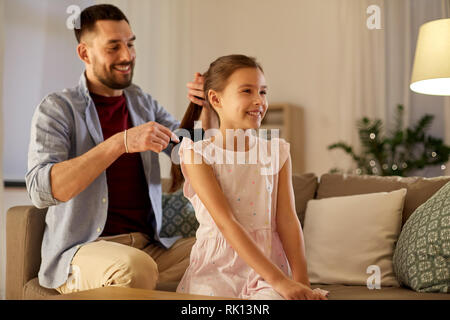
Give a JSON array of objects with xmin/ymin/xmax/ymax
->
[{"xmin": 410, "ymin": 18, "xmax": 450, "ymax": 96}]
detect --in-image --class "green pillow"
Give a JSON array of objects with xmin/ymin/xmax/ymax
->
[
  {"xmin": 393, "ymin": 181, "xmax": 450, "ymax": 293},
  {"xmin": 160, "ymin": 189, "xmax": 199, "ymax": 238}
]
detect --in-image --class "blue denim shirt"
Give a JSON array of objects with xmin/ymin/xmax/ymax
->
[{"xmin": 26, "ymin": 72, "xmax": 181, "ymax": 289}]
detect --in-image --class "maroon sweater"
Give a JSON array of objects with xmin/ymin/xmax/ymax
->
[{"xmin": 91, "ymin": 92, "xmax": 154, "ymax": 239}]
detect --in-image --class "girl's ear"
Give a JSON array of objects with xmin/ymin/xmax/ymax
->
[{"xmin": 208, "ymin": 89, "xmax": 222, "ymax": 109}]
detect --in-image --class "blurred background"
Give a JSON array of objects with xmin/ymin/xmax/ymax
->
[{"xmin": 1, "ymin": 0, "xmax": 450, "ymax": 299}]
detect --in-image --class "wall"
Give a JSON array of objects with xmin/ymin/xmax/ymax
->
[
  {"xmin": 2, "ymin": 1, "xmax": 448, "ymax": 180},
  {"xmin": 187, "ymin": 0, "xmax": 385, "ymax": 176},
  {"xmin": 0, "ymin": 0, "xmax": 93, "ymax": 299},
  {"xmin": 2, "ymin": 0, "xmax": 93, "ymax": 182},
  {"xmin": 185, "ymin": 0, "xmax": 447, "ymax": 177}
]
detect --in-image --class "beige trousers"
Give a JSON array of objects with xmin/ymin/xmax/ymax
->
[{"xmin": 56, "ymin": 232, "xmax": 195, "ymax": 294}]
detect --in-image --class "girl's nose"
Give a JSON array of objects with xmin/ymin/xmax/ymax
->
[{"xmin": 254, "ymin": 96, "xmax": 263, "ymax": 105}]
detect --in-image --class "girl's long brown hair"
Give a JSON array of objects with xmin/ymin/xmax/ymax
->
[{"xmin": 169, "ymin": 54, "xmax": 264, "ymax": 192}]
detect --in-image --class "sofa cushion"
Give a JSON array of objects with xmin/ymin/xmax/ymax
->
[
  {"xmin": 23, "ymin": 278, "xmax": 59, "ymax": 300},
  {"xmin": 304, "ymin": 189, "xmax": 406, "ymax": 287},
  {"xmin": 393, "ymin": 181, "xmax": 450, "ymax": 293},
  {"xmin": 317, "ymin": 173, "xmax": 450, "ymax": 226},
  {"xmin": 6, "ymin": 206, "xmax": 48, "ymax": 299},
  {"xmin": 160, "ymin": 189, "xmax": 199, "ymax": 238},
  {"xmin": 291, "ymin": 173, "xmax": 318, "ymax": 227},
  {"xmin": 310, "ymin": 284, "xmax": 450, "ymax": 300}
]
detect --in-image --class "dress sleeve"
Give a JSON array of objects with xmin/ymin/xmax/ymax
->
[
  {"xmin": 177, "ymin": 137, "xmax": 214, "ymax": 199},
  {"xmin": 177, "ymin": 137, "xmax": 195, "ymax": 199},
  {"xmin": 278, "ymin": 138, "xmax": 291, "ymax": 170},
  {"xmin": 267, "ymin": 138, "xmax": 291, "ymax": 175}
]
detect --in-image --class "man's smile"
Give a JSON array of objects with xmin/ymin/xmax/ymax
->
[{"xmin": 113, "ymin": 64, "xmax": 132, "ymax": 74}]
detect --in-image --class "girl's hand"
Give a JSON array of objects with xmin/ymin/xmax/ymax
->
[
  {"xmin": 187, "ymin": 72, "xmax": 206, "ymax": 106},
  {"xmin": 273, "ymin": 278, "xmax": 329, "ymax": 300}
]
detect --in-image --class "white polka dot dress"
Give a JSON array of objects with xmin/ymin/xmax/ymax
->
[{"xmin": 176, "ymin": 135, "xmax": 291, "ymax": 300}]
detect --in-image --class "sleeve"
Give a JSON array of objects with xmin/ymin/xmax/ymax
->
[
  {"xmin": 25, "ymin": 94, "xmax": 73, "ymax": 209},
  {"xmin": 177, "ymin": 137, "xmax": 196, "ymax": 199},
  {"xmin": 177, "ymin": 137, "xmax": 215, "ymax": 199},
  {"xmin": 261, "ymin": 138, "xmax": 291, "ymax": 176},
  {"xmin": 278, "ymin": 138, "xmax": 291, "ymax": 169}
]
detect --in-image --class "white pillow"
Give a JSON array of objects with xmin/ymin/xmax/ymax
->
[{"xmin": 303, "ymin": 188, "xmax": 407, "ymax": 287}]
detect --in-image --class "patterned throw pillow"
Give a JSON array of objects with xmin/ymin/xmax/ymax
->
[
  {"xmin": 393, "ymin": 181, "xmax": 450, "ymax": 293},
  {"xmin": 160, "ymin": 189, "xmax": 199, "ymax": 238}
]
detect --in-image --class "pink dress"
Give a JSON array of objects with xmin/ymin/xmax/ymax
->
[{"xmin": 176, "ymin": 134, "xmax": 291, "ymax": 299}]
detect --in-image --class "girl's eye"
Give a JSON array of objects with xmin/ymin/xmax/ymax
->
[
  {"xmin": 242, "ymin": 89, "xmax": 251, "ymax": 93},
  {"xmin": 260, "ymin": 91, "xmax": 267, "ymax": 95},
  {"xmin": 108, "ymin": 46, "xmax": 119, "ymax": 51}
]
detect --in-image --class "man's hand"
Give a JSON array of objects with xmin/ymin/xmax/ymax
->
[
  {"xmin": 126, "ymin": 121, "xmax": 179, "ymax": 153},
  {"xmin": 187, "ymin": 72, "xmax": 219, "ymax": 130},
  {"xmin": 187, "ymin": 72, "xmax": 206, "ymax": 106}
]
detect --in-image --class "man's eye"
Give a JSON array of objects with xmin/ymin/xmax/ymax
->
[
  {"xmin": 242, "ymin": 89, "xmax": 251, "ymax": 93},
  {"xmin": 108, "ymin": 46, "xmax": 119, "ymax": 51},
  {"xmin": 260, "ymin": 91, "xmax": 267, "ymax": 95},
  {"xmin": 128, "ymin": 43, "xmax": 134, "ymax": 48}
]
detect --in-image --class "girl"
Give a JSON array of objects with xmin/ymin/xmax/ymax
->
[{"xmin": 171, "ymin": 54, "xmax": 329, "ymax": 300}]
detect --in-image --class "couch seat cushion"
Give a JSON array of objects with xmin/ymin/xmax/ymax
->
[
  {"xmin": 310, "ymin": 284, "xmax": 450, "ymax": 300},
  {"xmin": 23, "ymin": 278, "xmax": 59, "ymax": 299}
]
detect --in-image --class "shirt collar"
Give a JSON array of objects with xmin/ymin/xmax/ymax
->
[{"xmin": 78, "ymin": 71, "xmax": 93, "ymax": 106}]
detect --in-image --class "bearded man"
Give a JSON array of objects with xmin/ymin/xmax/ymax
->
[{"xmin": 26, "ymin": 4, "xmax": 205, "ymax": 294}]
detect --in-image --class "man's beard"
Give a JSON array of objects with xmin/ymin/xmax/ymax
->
[{"xmin": 93, "ymin": 60, "xmax": 135, "ymax": 90}]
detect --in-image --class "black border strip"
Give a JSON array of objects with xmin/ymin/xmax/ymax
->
[{"xmin": 4, "ymin": 180, "xmax": 26, "ymax": 188}]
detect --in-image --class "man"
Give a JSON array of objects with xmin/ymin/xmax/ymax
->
[{"xmin": 26, "ymin": 4, "xmax": 205, "ymax": 293}]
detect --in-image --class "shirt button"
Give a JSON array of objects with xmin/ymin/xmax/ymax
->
[
  {"xmin": 102, "ymin": 198, "xmax": 106, "ymax": 203},
  {"xmin": 97, "ymin": 227, "xmax": 101, "ymax": 233}
]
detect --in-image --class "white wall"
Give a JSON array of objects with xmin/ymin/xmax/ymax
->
[
  {"xmin": 186, "ymin": 0, "xmax": 383, "ymax": 176},
  {"xmin": 2, "ymin": 0, "xmax": 93, "ymax": 182},
  {"xmin": 186, "ymin": 0, "xmax": 447, "ymax": 177},
  {"xmin": 0, "ymin": 0, "xmax": 93, "ymax": 299},
  {"xmin": 106, "ymin": 0, "xmax": 448, "ymax": 178}
]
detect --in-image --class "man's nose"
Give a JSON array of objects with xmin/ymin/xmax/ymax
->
[{"xmin": 119, "ymin": 45, "xmax": 133, "ymax": 62}]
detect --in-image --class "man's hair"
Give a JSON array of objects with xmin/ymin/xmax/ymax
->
[{"xmin": 74, "ymin": 4, "xmax": 129, "ymax": 43}]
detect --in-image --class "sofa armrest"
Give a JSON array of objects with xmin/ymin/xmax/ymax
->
[{"xmin": 6, "ymin": 206, "xmax": 47, "ymax": 300}]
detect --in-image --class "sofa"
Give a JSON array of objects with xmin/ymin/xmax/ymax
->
[{"xmin": 6, "ymin": 173, "xmax": 450, "ymax": 300}]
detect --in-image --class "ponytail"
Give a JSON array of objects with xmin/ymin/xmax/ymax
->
[{"xmin": 169, "ymin": 102, "xmax": 203, "ymax": 192}]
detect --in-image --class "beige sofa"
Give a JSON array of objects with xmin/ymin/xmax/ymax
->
[{"xmin": 6, "ymin": 173, "xmax": 450, "ymax": 300}]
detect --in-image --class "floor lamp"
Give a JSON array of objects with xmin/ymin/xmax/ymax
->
[{"xmin": 410, "ymin": 13, "xmax": 450, "ymax": 174}]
